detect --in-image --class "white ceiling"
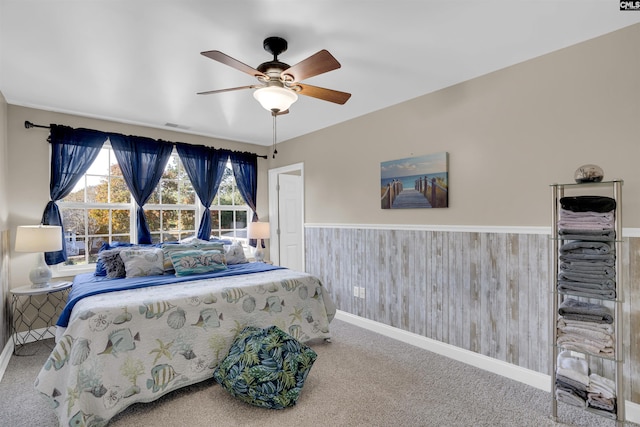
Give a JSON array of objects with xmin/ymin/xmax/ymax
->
[{"xmin": 1, "ymin": 1, "xmax": 639, "ymax": 146}]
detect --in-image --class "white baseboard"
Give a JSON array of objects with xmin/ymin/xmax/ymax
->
[
  {"xmin": 0, "ymin": 338, "xmax": 14, "ymax": 383},
  {"xmin": 335, "ymin": 310, "xmax": 640, "ymax": 424}
]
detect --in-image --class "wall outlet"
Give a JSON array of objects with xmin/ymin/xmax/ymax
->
[
  {"xmin": 359, "ymin": 287, "xmax": 365, "ymax": 299},
  {"xmin": 353, "ymin": 286, "xmax": 365, "ymax": 299}
]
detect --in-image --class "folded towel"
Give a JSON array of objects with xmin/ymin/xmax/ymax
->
[
  {"xmin": 558, "ymin": 271, "xmax": 615, "ymax": 287},
  {"xmin": 588, "ymin": 373, "xmax": 616, "ymax": 399},
  {"xmin": 556, "ymin": 388, "xmax": 586, "ymax": 408},
  {"xmin": 559, "ymin": 241, "xmax": 613, "ymax": 255},
  {"xmin": 558, "ymin": 229, "xmax": 616, "ymax": 242},
  {"xmin": 559, "ymin": 209, "xmax": 615, "ymax": 221},
  {"xmin": 558, "ymin": 318, "xmax": 614, "ymax": 334},
  {"xmin": 560, "ymin": 196, "xmax": 616, "ymax": 213},
  {"xmin": 560, "ymin": 262, "xmax": 615, "ymax": 275},
  {"xmin": 556, "ymin": 374, "xmax": 588, "ymax": 392},
  {"xmin": 556, "ymin": 380, "xmax": 588, "ymax": 400},
  {"xmin": 587, "ymin": 393, "xmax": 616, "ymax": 412},
  {"xmin": 558, "ymin": 299, "xmax": 614, "ymax": 323},
  {"xmin": 557, "ymin": 283, "xmax": 616, "ymax": 300},
  {"xmin": 559, "ymin": 253, "xmax": 615, "ymax": 263},
  {"xmin": 556, "ymin": 350, "xmax": 589, "ymax": 385}
]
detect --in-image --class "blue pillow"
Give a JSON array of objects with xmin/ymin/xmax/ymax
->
[{"xmin": 213, "ymin": 326, "xmax": 317, "ymax": 409}]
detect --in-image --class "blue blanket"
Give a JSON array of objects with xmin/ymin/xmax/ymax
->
[{"xmin": 57, "ymin": 263, "xmax": 284, "ymax": 327}]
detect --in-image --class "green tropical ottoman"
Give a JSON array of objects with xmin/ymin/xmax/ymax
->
[{"xmin": 213, "ymin": 325, "xmax": 318, "ymax": 409}]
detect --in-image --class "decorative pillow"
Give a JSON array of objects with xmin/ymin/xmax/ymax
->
[
  {"xmin": 118, "ymin": 247, "xmax": 165, "ymax": 277},
  {"xmin": 169, "ymin": 249, "xmax": 227, "ymax": 276},
  {"xmin": 97, "ymin": 248, "xmax": 127, "ymax": 279},
  {"xmin": 94, "ymin": 242, "xmax": 135, "ymax": 276},
  {"xmin": 161, "ymin": 243, "xmax": 198, "ymax": 273},
  {"xmin": 225, "ymin": 242, "xmax": 248, "ymax": 265},
  {"xmin": 195, "ymin": 242, "xmax": 225, "ymax": 252},
  {"xmin": 213, "ymin": 326, "xmax": 317, "ymax": 409}
]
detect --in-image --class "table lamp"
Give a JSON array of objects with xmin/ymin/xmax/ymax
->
[
  {"xmin": 15, "ymin": 225, "xmax": 63, "ymax": 288},
  {"xmin": 247, "ymin": 222, "xmax": 270, "ymax": 262}
]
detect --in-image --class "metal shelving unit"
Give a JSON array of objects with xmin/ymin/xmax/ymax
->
[{"xmin": 550, "ymin": 180, "xmax": 624, "ymax": 425}]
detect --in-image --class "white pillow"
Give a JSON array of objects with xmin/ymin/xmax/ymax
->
[
  {"xmin": 119, "ymin": 247, "xmax": 165, "ymax": 277},
  {"xmin": 225, "ymin": 242, "xmax": 248, "ymax": 265}
]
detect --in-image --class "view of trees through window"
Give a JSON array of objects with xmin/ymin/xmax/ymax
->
[{"xmin": 59, "ymin": 145, "xmax": 249, "ymax": 268}]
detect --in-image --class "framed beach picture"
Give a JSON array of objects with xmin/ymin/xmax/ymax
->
[{"xmin": 380, "ymin": 151, "xmax": 448, "ymax": 209}]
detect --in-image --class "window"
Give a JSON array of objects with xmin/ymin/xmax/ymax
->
[
  {"xmin": 144, "ymin": 154, "xmax": 197, "ymax": 243},
  {"xmin": 210, "ymin": 162, "xmax": 250, "ymax": 244},
  {"xmin": 57, "ymin": 144, "xmax": 251, "ymax": 272}
]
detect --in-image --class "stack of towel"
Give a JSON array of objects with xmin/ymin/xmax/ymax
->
[
  {"xmin": 557, "ymin": 298, "xmax": 614, "ymax": 357},
  {"xmin": 587, "ymin": 373, "xmax": 617, "ymax": 419},
  {"xmin": 555, "ymin": 351, "xmax": 617, "ymax": 417},
  {"xmin": 555, "ymin": 350, "xmax": 589, "ymax": 408},
  {"xmin": 557, "ymin": 196, "xmax": 616, "ymax": 300}
]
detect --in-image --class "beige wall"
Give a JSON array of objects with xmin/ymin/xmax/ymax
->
[
  {"xmin": 5, "ymin": 105, "xmax": 270, "ymax": 287},
  {"xmin": 272, "ymin": 23, "xmax": 640, "ymax": 228},
  {"xmin": 0, "ymin": 91, "xmax": 9, "ymax": 346}
]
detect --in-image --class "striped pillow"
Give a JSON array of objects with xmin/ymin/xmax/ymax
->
[{"xmin": 169, "ymin": 249, "xmax": 227, "ymax": 276}]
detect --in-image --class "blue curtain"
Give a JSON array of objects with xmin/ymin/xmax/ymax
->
[
  {"xmin": 176, "ymin": 143, "xmax": 228, "ymax": 240},
  {"xmin": 228, "ymin": 151, "xmax": 259, "ymax": 247},
  {"xmin": 42, "ymin": 125, "xmax": 107, "ymax": 264},
  {"xmin": 109, "ymin": 135, "xmax": 173, "ymax": 244}
]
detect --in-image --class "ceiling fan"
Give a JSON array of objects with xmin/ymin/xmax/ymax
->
[{"xmin": 198, "ymin": 37, "xmax": 351, "ymax": 115}]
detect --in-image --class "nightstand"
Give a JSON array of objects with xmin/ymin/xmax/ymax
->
[{"xmin": 10, "ymin": 282, "xmax": 72, "ymax": 355}]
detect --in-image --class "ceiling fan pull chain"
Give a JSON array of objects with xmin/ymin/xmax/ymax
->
[{"xmin": 272, "ymin": 111, "xmax": 278, "ymax": 158}]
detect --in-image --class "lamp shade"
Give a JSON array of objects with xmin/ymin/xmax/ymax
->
[
  {"xmin": 247, "ymin": 222, "xmax": 270, "ymax": 240},
  {"xmin": 253, "ymin": 86, "xmax": 298, "ymax": 112},
  {"xmin": 15, "ymin": 225, "xmax": 63, "ymax": 253}
]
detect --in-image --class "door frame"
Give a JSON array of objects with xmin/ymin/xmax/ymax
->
[{"xmin": 268, "ymin": 162, "xmax": 304, "ymax": 268}]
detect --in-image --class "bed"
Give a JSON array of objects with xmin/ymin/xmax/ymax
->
[{"xmin": 34, "ymin": 260, "xmax": 336, "ymax": 427}]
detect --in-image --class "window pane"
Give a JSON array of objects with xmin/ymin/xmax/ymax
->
[
  {"xmin": 146, "ymin": 209, "xmax": 160, "ymax": 232},
  {"xmin": 165, "ymin": 233, "xmax": 180, "ymax": 242},
  {"xmin": 233, "ymin": 190, "xmax": 245, "ymax": 205},
  {"xmin": 161, "ymin": 180, "xmax": 178, "ymax": 204},
  {"xmin": 110, "ymin": 176, "xmax": 130, "ymax": 203},
  {"xmin": 162, "ymin": 210, "xmax": 178, "ymax": 231},
  {"xmin": 86, "ymin": 175, "xmax": 108, "ymax": 203},
  {"xmin": 218, "ymin": 183, "xmax": 233, "ymax": 205},
  {"xmin": 86, "ymin": 148, "xmax": 110, "ymax": 175},
  {"xmin": 220, "ymin": 210, "xmax": 233, "ymax": 229},
  {"xmin": 64, "ymin": 180, "xmax": 86, "ymax": 202},
  {"xmin": 62, "ymin": 208, "xmax": 86, "ymax": 235},
  {"xmin": 181, "ymin": 210, "xmax": 195, "ymax": 231},
  {"xmin": 88, "ymin": 209, "xmax": 109, "ymax": 235},
  {"xmin": 236, "ymin": 210, "xmax": 247, "ymax": 229},
  {"xmin": 112, "ymin": 209, "xmax": 130, "ymax": 234},
  {"xmin": 163, "ymin": 156, "xmax": 179, "ymax": 179},
  {"xmin": 64, "ymin": 235, "xmax": 85, "ymax": 262},
  {"xmin": 112, "ymin": 235, "xmax": 130, "ymax": 243},
  {"xmin": 147, "ymin": 188, "xmax": 159, "ymax": 205},
  {"xmin": 150, "ymin": 233, "xmax": 161, "ymax": 244},
  {"xmin": 210, "ymin": 210, "xmax": 220, "ymax": 229},
  {"xmin": 88, "ymin": 236, "xmax": 108, "ymax": 262},
  {"xmin": 180, "ymin": 182, "xmax": 196, "ymax": 204}
]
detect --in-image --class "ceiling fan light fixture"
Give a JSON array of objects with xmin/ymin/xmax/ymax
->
[{"xmin": 253, "ymin": 86, "xmax": 298, "ymax": 113}]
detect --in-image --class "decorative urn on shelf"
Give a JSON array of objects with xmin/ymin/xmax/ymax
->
[{"xmin": 574, "ymin": 164, "xmax": 604, "ymax": 183}]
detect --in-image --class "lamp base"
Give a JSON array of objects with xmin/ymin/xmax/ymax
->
[
  {"xmin": 254, "ymin": 239, "xmax": 265, "ymax": 263},
  {"xmin": 29, "ymin": 253, "xmax": 53, "ymax": 288}
]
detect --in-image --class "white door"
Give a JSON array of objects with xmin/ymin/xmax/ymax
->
[{"xmin": 277, "ymin": 173, "xmax": 303, "ymax": 271}]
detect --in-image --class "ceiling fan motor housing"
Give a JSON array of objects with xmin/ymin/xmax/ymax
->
[{"xmin": 263, "ymin": 36, "xmax": 288, "ymax": 58}]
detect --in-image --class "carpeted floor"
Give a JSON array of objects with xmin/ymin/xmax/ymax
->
[{"xmin": 0, "ymin": 318, "xmax": 634, "ymax": 426}]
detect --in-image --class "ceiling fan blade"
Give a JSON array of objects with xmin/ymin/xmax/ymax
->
[
  {"xmin": 296, "ymin": 83, "xmax": 351, "ymax": 105},
  {"xmin": 197, "ymin": 85, "xmax": 260, "ymax": 95},
  {"xmin": 201, "ymin": 50, "xmax": 267, "ymax": 79},
  {"xmin": 281, "ymin": 50, "xmax": 341, "ymax": 82}
]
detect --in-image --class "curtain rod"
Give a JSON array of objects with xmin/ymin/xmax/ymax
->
[{"xmin": 24, "ymin": 120, "xmax": 268, "ymax": 159}]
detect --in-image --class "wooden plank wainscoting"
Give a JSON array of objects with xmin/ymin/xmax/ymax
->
[{"xmin": 305, "ymin": 225, "xmax": 640, "ymax": 405}]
